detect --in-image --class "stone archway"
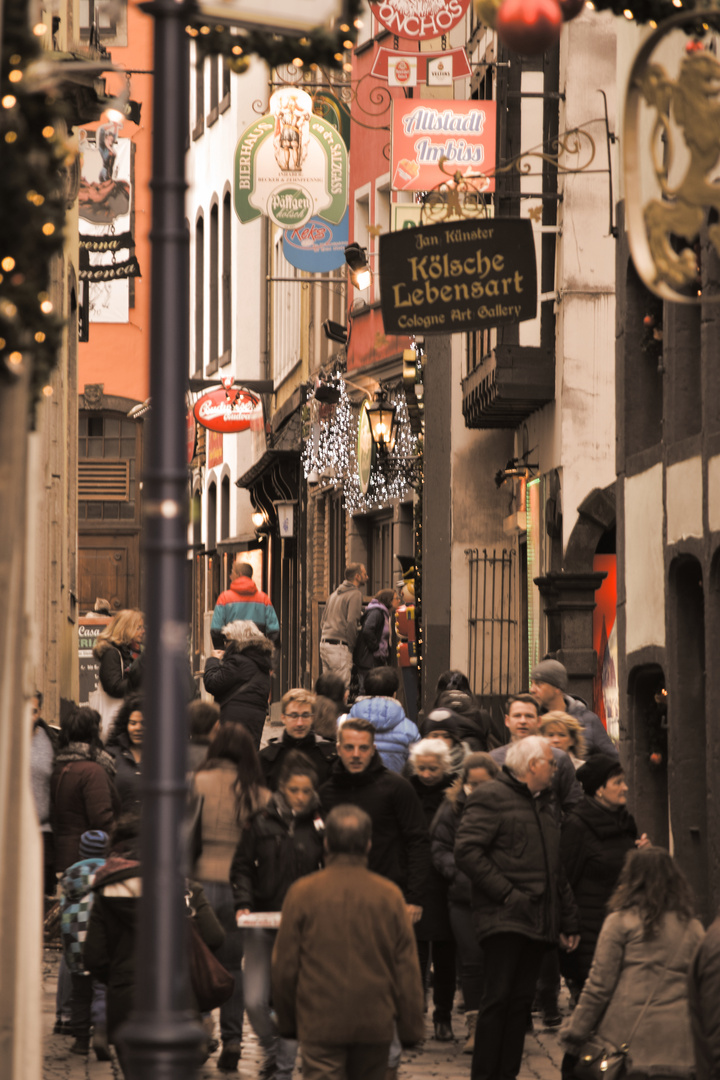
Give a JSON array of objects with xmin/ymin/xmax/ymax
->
[{"xmin": 535, "ymin": 482, "xmax": 616, "ymax": 704}]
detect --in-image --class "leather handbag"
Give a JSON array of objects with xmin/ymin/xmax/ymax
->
[
  {"xmin": 188, "ymin": 918, "xmax": 235, "ymax": 1013},
  {"xmin": 573, "ymin": 1037, "xmax": 629, "ymax": 1080},
  {"xmin": 573, "ymin": 925, "xmax": 693, "ymax": 1080}
]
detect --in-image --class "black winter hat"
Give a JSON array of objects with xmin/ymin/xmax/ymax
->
[
  {"xmin": 423, "ymin": 709, "xmax": 463, "ymax": 745},
  {"xmin": 576, "ymin": 754, "xmax": 624, "ymax": 796}
]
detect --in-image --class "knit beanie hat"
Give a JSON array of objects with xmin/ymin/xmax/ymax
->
[
  {"xmin": 530, "ymin": 659, "xmax": 569, "ymax": 693},
  {"xmin": 79, "ymin": 830, "xmax": 109, "ymax": 859},
  {"xmin": 423, "ymin": 709, "xmax": 463, "ymax": 745},
  {"xmin": 576, "ymin": 754, "xmax": 624, "ymax": 796}
]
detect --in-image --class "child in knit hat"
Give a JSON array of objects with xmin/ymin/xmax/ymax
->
[{"xmin": 59, "ymin": 830, "xmax": 110, "ymax": 1059}]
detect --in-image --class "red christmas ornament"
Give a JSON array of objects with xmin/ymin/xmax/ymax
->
[
  {"xmin": 558, "ymin": 0, "xmax": 585, "ymax": 20},
  {"xmin": 497, "ymin": 0, "xmax": 563, "ymax": 55}
]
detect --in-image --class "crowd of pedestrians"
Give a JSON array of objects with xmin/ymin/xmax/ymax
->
[{"xmin": 31, "ymin": 576, "xmax": 720, "ymax": 1080}]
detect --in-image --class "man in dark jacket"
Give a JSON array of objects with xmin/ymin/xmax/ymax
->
[
  {"xmin": 530, "ymin": 658, "xmax": 618, "ymax": 758},
  {"xmin": 211, "ymin": 560, "xmax": 280, "ymax": 648},
  {"xmin": 490, "ymin": 694, "xmax": 583, "ymax": 814},
  {"xmin": 319, "ymin": 718, "xmax": 430, "ymax": 923},
  {"xmin": 271, "ymin": 805, "xmax": 425, "ymax": 1080},
  {"xmin": 260, "ymin": 689, "xmax": 336, "ymax": 791},
  {"xmin": 354, "ymin": 588, "xmax": 399, "ymax": 694},
  {"xmin": 689, "ymin": 911, "xmax": 720, "ymax": 1080},
  {"xmin": 456, "ymin": 735, "xmax": 580, "ymax": 1080},
  {"xmin": 319, "ymin": 563, "xmax": 367, "ymax": 690}
]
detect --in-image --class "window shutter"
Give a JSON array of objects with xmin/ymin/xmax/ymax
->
[{"xmin": 78, "ymin": 459, "xmax": 130, "ymax": 501}]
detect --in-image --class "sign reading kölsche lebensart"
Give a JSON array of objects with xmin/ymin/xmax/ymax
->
[{"xmin": 379, "ymin": 218, "xmax": 537, "ymax": 336}]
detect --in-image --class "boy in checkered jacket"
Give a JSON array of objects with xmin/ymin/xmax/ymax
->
[{"xmin": 60, "ymin": 830, "xmax": 109, "ymax": 1059}]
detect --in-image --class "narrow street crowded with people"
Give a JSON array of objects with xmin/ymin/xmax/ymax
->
[{"xmin": 4, "ymin": 0, "xmax": 720, "ymax": 1079}]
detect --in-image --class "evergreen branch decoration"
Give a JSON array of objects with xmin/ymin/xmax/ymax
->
[
  {"xmin": 0, "ymin": 0, "xmax": 72, "ymax": 414},
  {"xmin": 186, "ymin": 0, "xmax": 362, "ymax": 73}
]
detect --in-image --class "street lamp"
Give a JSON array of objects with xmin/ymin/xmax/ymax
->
[
  {"xmin": 344, "ymin": 242, "xmax": 372, "ymax": 291},
  {"xmin": 366, "ymin": 389, "xmax": 397, "ymax": 454}
]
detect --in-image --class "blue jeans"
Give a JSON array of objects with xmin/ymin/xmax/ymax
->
[
  {"xmin": 200, "ymin": 881, "xmax": 244, "ymax": 1046},
  {"xmin": 243, "ymin": 927, "xmax": 298, "ymax": 1079}
]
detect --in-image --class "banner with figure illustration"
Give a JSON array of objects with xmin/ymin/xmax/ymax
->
[
  {"xmin": 234, "ymin": 88, "xmax": 348, "ymax": 229},
  {"xmin": 78, "ymin": 124, "xmax": 140, "ymax": 323}
]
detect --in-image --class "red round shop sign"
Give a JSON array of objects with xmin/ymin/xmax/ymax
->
[
  {"xmin": 193, "ymin": 387, "xmax": 262, "ymax": 434},
  {"xmin": 370, "ymin": 0, "xmax": 470, "ymax": 40}
]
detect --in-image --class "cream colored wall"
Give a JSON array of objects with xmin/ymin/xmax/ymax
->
[{"xmin": 624, "ymin": 463, "xmax": 665, "ymax": 652}]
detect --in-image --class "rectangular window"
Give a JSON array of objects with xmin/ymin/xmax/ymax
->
[{"xmin": 79, "ymin": 0, "xmax": 127, "ymax": 44}]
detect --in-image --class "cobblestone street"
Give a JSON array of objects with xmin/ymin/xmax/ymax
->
[{"xmin": 42, "ymin": 948, "xmax": 565, "ymax": 1080}]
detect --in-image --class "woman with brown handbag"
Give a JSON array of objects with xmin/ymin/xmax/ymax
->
[{"xmin": 560, "ymin": 847, "xmax": 704, "ymax": 1080}]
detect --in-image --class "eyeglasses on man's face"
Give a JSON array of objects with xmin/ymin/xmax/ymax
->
[{"xmin": 285, "ymin": 711, "xmax": 313, "ymax": 720}]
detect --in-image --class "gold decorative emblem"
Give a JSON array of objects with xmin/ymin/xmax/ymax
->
[{"xmin": 624, "ymin": 12, "xmax": 720, "ymax": 302}]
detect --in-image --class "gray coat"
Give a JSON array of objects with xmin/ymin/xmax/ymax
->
[
  {"xmin": 688, "ymin": 914, "xmax": 720, "ymax": 1080},
  {"xmin": 561, "ymin": 909, "xmax": 704, "ymax": 1077}
]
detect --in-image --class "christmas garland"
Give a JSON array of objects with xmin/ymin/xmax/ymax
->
[
  {"xmin": 187, "ymin": 0, "xmax": 362, "ymax": 73},
  {"xmin": 0, "ymin": 0, "xmax": 70, "ymax": 414}
]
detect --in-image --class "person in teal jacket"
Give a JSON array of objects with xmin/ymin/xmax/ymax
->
[
  {"xmin": 348, "ymin": 667, "xmax": 420, "ymax": 773},
  {"xmin": 211, "ymin": 561, "xmax": 280, "ymax": 648}
]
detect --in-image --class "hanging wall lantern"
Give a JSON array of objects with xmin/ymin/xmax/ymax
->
[{"xmin": 366, "ymin": 389, "xmax": 397, "ymax": 454}]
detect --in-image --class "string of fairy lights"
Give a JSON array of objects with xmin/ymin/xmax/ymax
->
[
  {"xmin": 301, "ymin": 374, "xmax": 421, "ymax": 514},
  {"xmin": 0, "ymin": 0, "xmax": 69, "ymax": 412}
]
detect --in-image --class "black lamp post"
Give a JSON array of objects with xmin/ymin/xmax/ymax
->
[{"xmin": 119, "ymin": 0, "xmax": 205, "ymax": 1076}]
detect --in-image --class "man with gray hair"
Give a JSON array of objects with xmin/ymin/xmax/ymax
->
[
  {"xmin": 455, "ymin": 735, "xmax": 579, "ymax": 1080},
  {"xmin": 271, "ymin": 804, "xmax": 424, "ymax": 1080}
]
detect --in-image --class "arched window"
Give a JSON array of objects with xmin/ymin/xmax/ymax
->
[
  {"xmin": 207, "ymin": 482, "xmax": 217, "ymax": 552},
  {"xmin": 195, "ymin": 215, "xmax": 205, "ymax": 374},
  {"xmin": 220, "ymin": 475, "xmax": 230, "ymax": 540},
  {"xmin": 209, "ymin": 202, "xmax": 219, "ymax": 370}
]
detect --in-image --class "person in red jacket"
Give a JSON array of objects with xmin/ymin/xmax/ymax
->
[{"xmin": 211, "ymin": 561, "xmax": 280, "ymax": 648}]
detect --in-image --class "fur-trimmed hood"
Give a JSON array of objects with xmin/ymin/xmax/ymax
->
[{"xmin": 222, "ymin": 619, "xmax": 274, "ymax": 653}]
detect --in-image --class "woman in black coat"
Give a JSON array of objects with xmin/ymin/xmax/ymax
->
[
  {"xmin": 202, "ymin": 620, "xmax": 274, "ymax": 748},
  {"xmin": 92, "ymin": 610, "xmax": 145, "ymax": 735},
  {"xmin": 430, "ymin": 752, "xmax": 500, "ymax": 1053},
  {"xmin": 105, "ymin": 694, "xmax": 143, "ymax": 815},
  {"xmin": 407, "ymin": 737, "xmax": 457, "ymax": 1043},
  {"xmin": 560, "ymin": 754, "xmax": 649, "ymax": 995}
]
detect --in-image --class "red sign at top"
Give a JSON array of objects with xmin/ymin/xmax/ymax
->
[
  {"xmin": 193, "ymin": 387, "xmax": 262, "ymax": 434},
  {"xmin": 370, "ymin": 0, "xmax": 470, "ymax": 40}
]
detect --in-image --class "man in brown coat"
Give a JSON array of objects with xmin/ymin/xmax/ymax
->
[{"xmin": 271, "ymin": 804, "xmax": 425, "ymax": 1080}]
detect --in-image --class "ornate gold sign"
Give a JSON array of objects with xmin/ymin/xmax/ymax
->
[{"xmin": 625, "ymin": 12, "xmax": 720, "ymax": 302}]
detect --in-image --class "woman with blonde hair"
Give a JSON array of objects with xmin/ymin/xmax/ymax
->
[
  {"xmin": 91, "ymin": 609, "xmax": 145, "ymax": 734},
  {"xmin": 540, "ymin": 711, "xmax": 587, "ymax": 769}
]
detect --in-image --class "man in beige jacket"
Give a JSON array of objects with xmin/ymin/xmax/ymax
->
[{"xmin": 271, "ymin": 804, "xmax": 425, "ymax": 1080}]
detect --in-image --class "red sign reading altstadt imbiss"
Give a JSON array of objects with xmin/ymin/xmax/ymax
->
[{"xmin": 370, "ymin": 0, "xmax": 470, "ymax": 40}]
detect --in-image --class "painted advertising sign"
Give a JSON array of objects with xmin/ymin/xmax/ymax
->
[
  {"xmin": 193, "ymin": 387, "xmax": 262, "ymax": 434},
  {"xmin": 78, "ymin": 125, "xmax": 137, "ymax": 324},
  {"xmin": 378, "ymin": 218, "xmax": 537, "ymax": 335},
  {"xmin": 391, "ymin": 99, "xmax": 497, "ymax": 193},
  {"xmin": 283, "ymin": 209, "xmax": 349, "ymax": 272},
  {"xmin": 389, "ymin": 55, "xmax": 417, "ymax": 87},
  {"xmin": 371, "ymin": 47, "xmax": 471, "ymax": 83},
  {"xmin": 207, "ymin": 429, "xmax": 224, "ymax": 468},
  {"xmin": 392, "ymin": 201, "xmax": 492, "ymax": 231},
  {"xmin": 234, "ymin": 88, "xmax": 348, "ymax": 230},
  {"xmin": 370, "ymin": 0, "xmax": 470, "ymax": 40}
]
